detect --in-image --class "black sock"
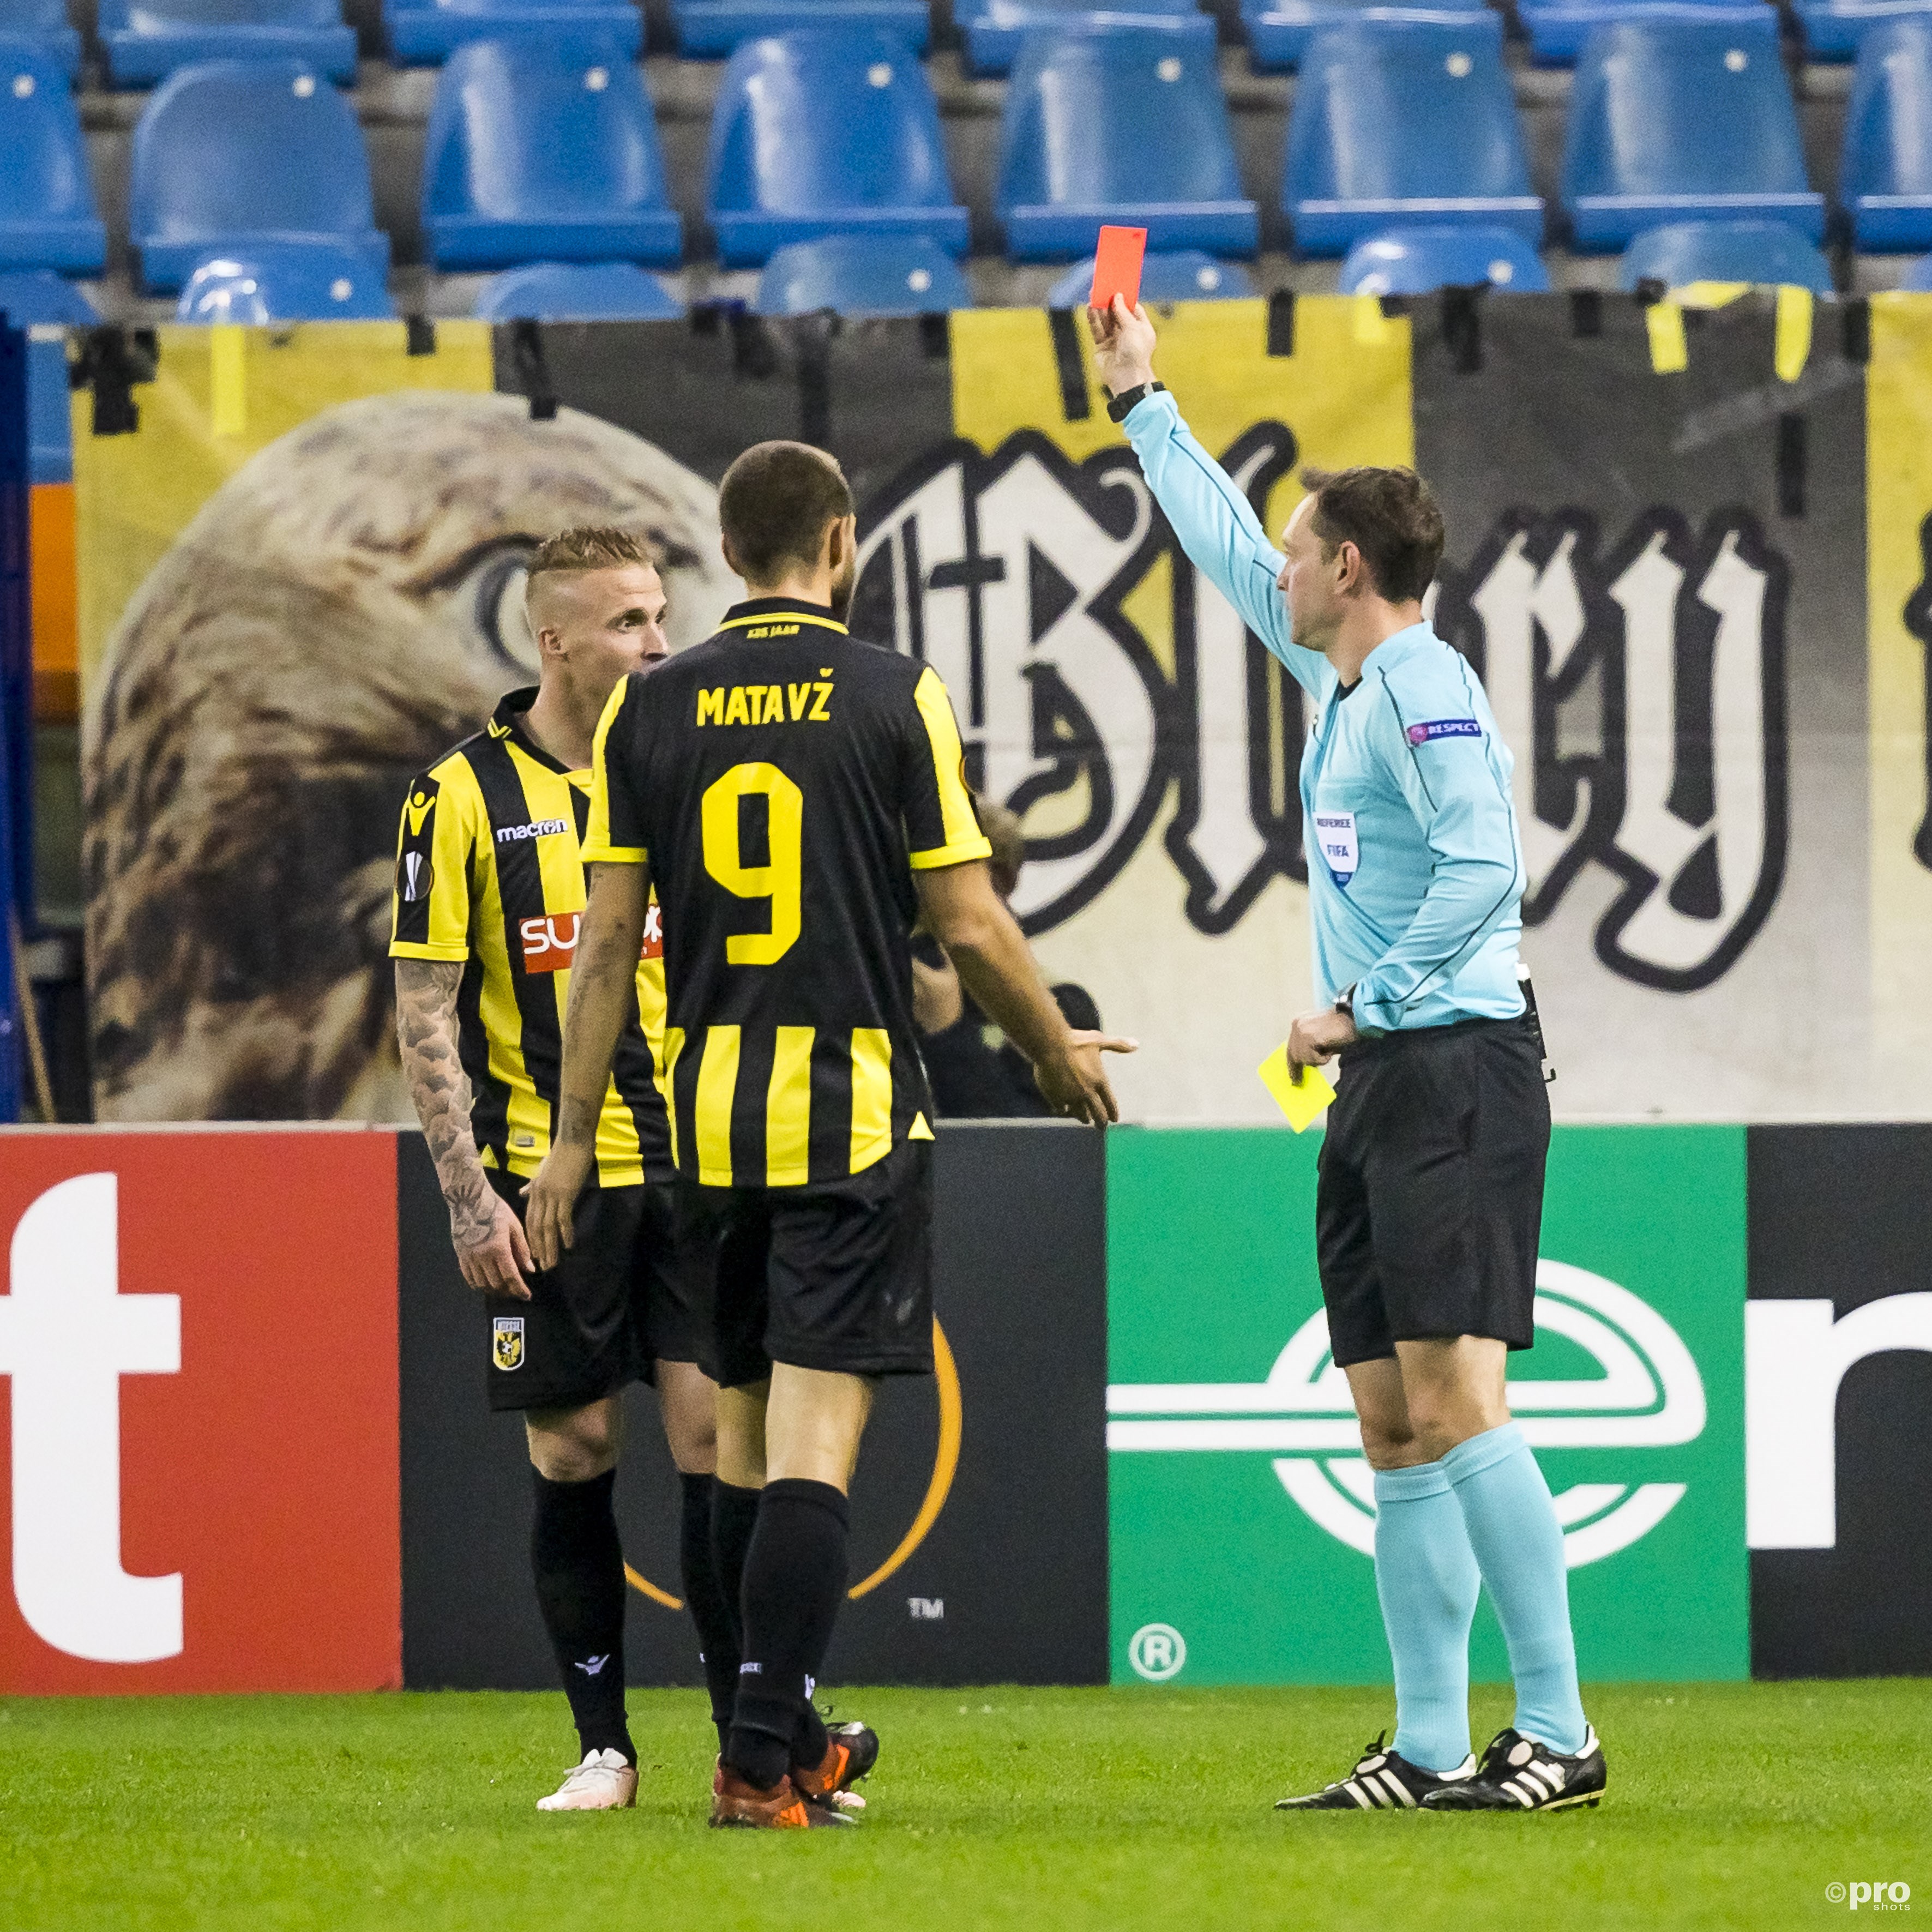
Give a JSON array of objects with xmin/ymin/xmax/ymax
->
[
  {"xmin": 531, "ymin": 1466, "xmax": 634, "ymax": 1765},
  {"xmin": 678, "ymin": 1472, "xmax": 739, "ymax": 1756},
  {"xmin": 725, "ymin": 1478, "xmax": 848, "ymax": 1790},
  {"xmin": 712, "ymin": 1479, "xmax": 762, "ymax": 1652}
]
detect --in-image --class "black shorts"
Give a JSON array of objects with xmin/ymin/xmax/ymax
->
[
  {"xmin": 687, "ymin": 1139, "xmax": 935, "ymax": 1390},
  {"xmin": 482, "ymin": 1170, "xmax": 713, "ymax": 1412},
  {"xmin": 1316, "ymin": 1015, "xmax": 1550, "ymax": 1368}
]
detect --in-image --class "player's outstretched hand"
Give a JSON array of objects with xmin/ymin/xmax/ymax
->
[
  {"xmin": 456, "ymin": 1190, "xmax": 534, "ymax": 1299},
  {"xmin": 522, "ymin": 1140, "xmax": 595, "ymax": 1273},
  {"xmin": 1086, "ymin": 293, "xmax": 1158, "ymax": 398},
  {"xmin": 1038, "ymin": 1031, "xmax": 1139, "ymax": 1127}
]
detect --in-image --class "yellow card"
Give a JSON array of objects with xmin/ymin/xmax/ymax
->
[{"xmin": 1257, "ymin": 1043, "xmax": 1336, "ymax": 1132}]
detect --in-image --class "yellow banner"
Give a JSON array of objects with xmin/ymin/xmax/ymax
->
[
  {"xmin": 946, "ymin": 299, "xmax": 1412, "ymax": 1122},
  {"xmin": 1866, "ymin": 297, "xmax": 1932, "ymax": 1092},
  {"xmin": 74, "ymin": 321, "xmax": 496, "ymax": 690}
]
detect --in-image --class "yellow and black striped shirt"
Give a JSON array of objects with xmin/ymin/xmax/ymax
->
[
  {"xmin": 389, "ymin": 688, "xmax": 670, "ymax": 1188},
  {"xmin": 583, "ymin": 597, "xmax": 991, "ymax": 1190}
]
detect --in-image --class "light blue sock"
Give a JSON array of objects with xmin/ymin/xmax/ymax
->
[
  {"xmin": 1442, "ymin": 1422, "xmax": 1587, "ymax": 1755},
  {"xmin": 1373, "ymin": 1460, "xmax": 1480, "ymax": 1773}
]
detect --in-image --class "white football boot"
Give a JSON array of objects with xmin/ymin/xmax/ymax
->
[{"xmin": 536, "ymin": 1748, "xmax": 639, "ymax": 1811}]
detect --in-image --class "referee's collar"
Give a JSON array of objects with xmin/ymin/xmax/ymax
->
[
  {"xmin": 489, "ymin": 686, "xmax": 574, "ymax": 775},
  {"xmin": 717, "ymin": 596, "xmax": 850, "ymax": 635}
]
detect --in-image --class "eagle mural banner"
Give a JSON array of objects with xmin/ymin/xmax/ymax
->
[{"xmin": 69, "ymin": 295, "xmax": 1923, "ymax": 1126}]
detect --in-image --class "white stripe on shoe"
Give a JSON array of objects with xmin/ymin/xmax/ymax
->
[{"xmin": 1379, "ymin": 1772, "xmax": 1417, "ymax": 1807}]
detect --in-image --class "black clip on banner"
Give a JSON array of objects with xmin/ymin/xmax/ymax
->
[{"xmin": 508, "ymin": 319, "xmax": 557, "ymax": 421}]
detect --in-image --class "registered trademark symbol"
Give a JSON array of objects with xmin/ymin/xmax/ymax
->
[{"xmin": 1129, "ymin": 1623, "xmax": 1187, "ymax": 1682}]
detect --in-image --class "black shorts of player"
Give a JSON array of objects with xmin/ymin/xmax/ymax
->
[
  {"xmin": 687, "ymin": 1139, "xmax": 935, "ymax": 1391},
  {"xmin": 1316, "ymin": 1014, "xmax": 1550, "ymax": 1369},
  {"xmin": 482, "ymin": 1169, "xmax": 714, "ymax": 1412}
]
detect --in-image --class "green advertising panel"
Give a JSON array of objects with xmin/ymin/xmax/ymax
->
[{"xmin": 1106, "ymin": 1127, "xmax": 1747, "ymax": 1687}]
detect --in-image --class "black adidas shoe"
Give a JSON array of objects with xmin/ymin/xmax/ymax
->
[
  {"xmin": 1421, "ymin": 1725, "xmax": 1606, "ymax": 1813},
  {"xmin": 1275, "ymin": 1733, "xmax": 1479, "ymax": 1811}
]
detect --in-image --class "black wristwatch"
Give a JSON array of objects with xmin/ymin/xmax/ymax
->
[{"xmin": 1106, "ymin": 381, "xmax": 1167, "ymax": 422}]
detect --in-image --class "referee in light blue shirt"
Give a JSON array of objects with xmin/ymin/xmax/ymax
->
[{"xmin": 1090, "ymin": 296, "xmax": 1605, "ymax": 1817}]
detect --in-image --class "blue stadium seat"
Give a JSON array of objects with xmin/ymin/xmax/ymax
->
[
  {"xmin": 999, "ymin": 22, "xmax": 1259, "ymax": 261},
  {"xmin": 1514, "ymin": 0, "xmax": 1762, "ymax": 68},
  {"xmin": 0, "ymin": 269, "xmax": 93, "ymax": 484},
  {"xmin": 473, "ymin": 258, "xmax": 683, "ymax": 316},
  {"xmin": 707, "ymin": 31, "xmax": 967, "ymax": 267},
  {"xmin": 1794, "ymin": 0, "xmax": 1932, "ymax": 62},
  {"xmin": 423, "ymin": 39, "xmax": 680, "ymax": 269},
  {"xmin": 1901, "ymin": 250, "xmax": 1932, "ymax": 286},
  {"xmin": 175, "ymin": 240, "xmax": 397, "ymax": 317},
  {"xmin": 385, "ymin": 0, "xmax": 641, "ymax": 67},
  {"xmin": 1616, "ymin": 218, "xmax": 1834, "ymax": 290},
  {"xmin": 1044, "ymin": 248, "xmax": 1255, "ymax": 303},
  {"xmin": 1338, "ymin": 224, "xmax": 1550, "ymax": 293},
  {"xmin": 99, "ymin": 0, "xmax": 358, "ymax": 88},
  {"xmin": 1285, "ymin": 18, "xmax": 1540, "ymax": 256},
  {"xmin": 1243, "ymin": 1, "xmax": 1488, "ymax": 75},
  {"xmin": 756, "ymin": 232, "xmax": 972, "ymax": 313},
  {"xmin": 0, "ymin": 45, "xmax": 105, "ymax": 272},
  {"xmin": 1843, "ymin": 19, "xmax": 1932, "ymax": 249},
  {"xmin": 130, "ymin": 61, "xmax": 386, "ymax": 291},
  {"xmin": 675, "ymin": 0, "xmax": 926, "ymax": 59},
  {"xmin": 1562, "ymin": 19, "xmax": 1825, "ymax": 250},
  {"xmin": 0, "ymin": 2, "xmax": 82, "ymax": 79},
  {"xmin": 960, "ymin": 0, "xmax": 1197, "ymax": 77}
]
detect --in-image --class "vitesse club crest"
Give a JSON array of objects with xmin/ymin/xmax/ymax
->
[{"xmin": 492, "ymin": 1316, "xmax": 525, "ymax": 1371}]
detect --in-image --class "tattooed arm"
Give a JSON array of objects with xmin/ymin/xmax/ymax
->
[
  {"xmin": 523, "ymin": 861, "xmax": 651, "ymax": 1271},
  {"xmin": 395, "ymin": 959, "xmax": 533, "ymax": 1297}
]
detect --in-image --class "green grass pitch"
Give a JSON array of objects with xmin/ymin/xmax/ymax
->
[{"xmin": 2, "ymin": 1681, "xmax": 1922, "ymax": 1931}]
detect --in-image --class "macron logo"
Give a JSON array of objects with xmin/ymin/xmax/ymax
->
[
  {"xmin": 496, "ymin": 818, "xmax": 569, "ymax": 844},
  {"xmin": 573, "ymin": 1654, "xmax": 611, "ymax": 1677},
  {"xmin": 0, "ymin": 1173, "xmax": 183, "ymax": 1663}
]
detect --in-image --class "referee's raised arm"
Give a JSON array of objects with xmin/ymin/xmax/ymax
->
[{"xmin": 1087, "ymin": 296, "xmax": 1331, "ymax": 702}]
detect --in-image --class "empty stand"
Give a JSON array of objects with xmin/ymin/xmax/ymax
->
[
  {"xmin": 0, "ymin": 268, "xmax": 93, "ymax": 485},
  {"xmin": 1561, "ymin": 18, "xmax": 1825, "ymax": 249},
  {"xmin": 99, "ymin": 0, "xmax": 358, "ymax": 89},
  {"xmin": 1841, "ymin": 18, "xmax": 1932, "ymax": 249},
  {"xmin": 386, "ymin": 0, "xmax": 642, "ymax": 68},
  {"xmin": 1616, "ymin": 217, "xmax": 1834, "ymax": 289},
  {"xmin": 1514, "ymin": 0, "xmax": 1764, "ymax": 69},
  {"xmin": 1285, "ymin": 17, "xmax": 1540, "ymax": 255},
  {"xmin": 0, "ymin": 44, "xmax": 106, "ymax": 272},
  {"xmin": 707, "ymin": 30, "xmax": 967, "ymax": 266},
  {"xmin": 755, "ymin": 232, "xmax": 971, "ymax": 312},
  {"xmin": 998, "ymin": 22, "xmax": 1258, "ymax": 260},
  {"xmin": 961, "ymin": 0, "xmax": 1198, "ymax": 78},
  {"xmin": 472, "ymin": 258, "xmax": 683, "ymax": 315},
  {"xmin": 1338, "ymin": 222, "xmax": 1550, "ymax": 292},
  {"xmin": 676, "ymin": 0, "xmax": 927, "ymax": 60},
  {"xmin": 0, "ymin": 0, "xmax": 81, "ymax": 78},
  {"xmin": 175, "ymin": 239, "xmax": 398, "ymax": 316},
  {"xmin": 1044, "ymin": 248, "xmax": 1255, "ymax": 302},
  {"xmin": 1244, "ymin": 0, "xmax": 1489, "ymax": 75},
  {"xmin": 130, "ymin": 61, "xmax": 386, "ymax": 291},
  {"xmin": 423, "ymin": 38, "xmax": 680, "ymax": 268}
]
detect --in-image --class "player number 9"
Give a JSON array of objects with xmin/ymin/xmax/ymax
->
[{"xmin": 701, "ymin": 762, "xmax": 803, "ymax": 965}]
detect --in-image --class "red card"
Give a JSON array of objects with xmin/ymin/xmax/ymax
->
[{"xmin": 1090, "ymin": 226, "xmax": 1148, "ymax": 312}]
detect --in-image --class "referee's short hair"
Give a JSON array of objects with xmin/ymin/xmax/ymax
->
[
  {"xmin": 719, "ymin": 441, "xmax": 854, "ymax": 580},
  {"xmin": 526, "ymin": 526, "xmax": 656, "ymax": 587},
  {"xmin": 1299, "ymin": 465, "xmax": 1445, "ymax": 604}
]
